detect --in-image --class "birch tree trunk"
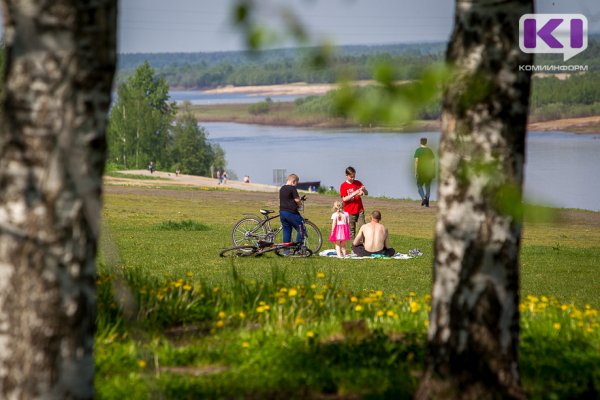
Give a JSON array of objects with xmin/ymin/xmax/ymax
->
[
  {"xmin": 0, "ymin": 1, "xmax": 116, "ymax": 398},
  {"xmin": 416, "ymin": 1, "xmax": 533, "ymax": 399}
]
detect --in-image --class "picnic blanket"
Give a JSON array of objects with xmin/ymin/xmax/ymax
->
[{"xmin": 318, "ymin": 249, "xmax": 423, "ymax": 260}]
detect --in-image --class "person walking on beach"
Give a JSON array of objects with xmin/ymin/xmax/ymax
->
[
  {"xmin": 352, "ymin": 210, "xmax": 396, "ymax": 257},
  {"xmin": 329, "ymin": 200, "xmax": 350, "ymax": 258},
  {"xmin": 279, "ymin": 173, "xmax": 306, "ymax": 245},
  {"xmin": 340, "ymin": 166, "xmax": 368, "ymax": 239},
  {"xmin": 414, "ymin": 138, "xmax": 435, "ymax": 207}
]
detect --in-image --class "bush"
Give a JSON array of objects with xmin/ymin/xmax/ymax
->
[{"xmin": 248, "ymin": 97, "xmax": 273, "ymax": 115}]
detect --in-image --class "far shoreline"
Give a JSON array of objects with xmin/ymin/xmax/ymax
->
[{"xmin": 176, "ymin": 83, "xmax": 600, "ymax": 134}]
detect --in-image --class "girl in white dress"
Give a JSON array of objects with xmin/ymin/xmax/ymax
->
[{"xmin": 329, "ymin": 200, "xmax": 350, "ymax": 257}]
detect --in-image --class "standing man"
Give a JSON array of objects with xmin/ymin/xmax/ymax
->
[
  {"xmin": 340, "ymin": 166, "xmax": 368, "ymax": 239},
  {"xmin": 279, "ymin": 173, "xmax": 306, "ymax": 244},
  {"xmin": 414, "ymin": 137, "xmax": 436, "ymax": 207}
]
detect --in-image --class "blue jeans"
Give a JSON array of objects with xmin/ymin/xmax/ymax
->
[
  {"xmin": 280, "ymin": 211, "xmax": 305, "ymax": 243},
  {"xmin": 417, "ymin": 177, "xmax": 432, "ymax": 200}
]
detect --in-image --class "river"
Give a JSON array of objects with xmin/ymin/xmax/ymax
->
[{"xmin": 202, "ymin": 122, "xmax": 600, "ymax": 212}]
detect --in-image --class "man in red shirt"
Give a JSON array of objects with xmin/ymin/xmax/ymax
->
[{"xmin": 339, "ymin": 166, "xmax": 368, "ymax": 240}]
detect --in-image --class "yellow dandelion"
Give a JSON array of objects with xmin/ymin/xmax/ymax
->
[
  {"xmin": 239, "ymin": 312, "xmax": 246, "ymax": 319},
  {"xmin": 386, "ymin": 310, "xmax": 396, "ymax": 318},
  {"xmin": 584, "ymin": 309, "xmax": 598, "ymax": 318},
  {"xmin": 350, "ymin": 296, "xmax": 358, "ymax": 303},
  {"xmin": 288, "ymin": 288, "xmax": 298, "ymax": 297},
  {"xmin": 256, "ymin": 306, "xmax": 265, "ymax": 313},
  {"xmin": 561, "ymin": 304, "xmax": 568, "ymax": 311},
  {"xmin": 295, "ymin": 317, "xmax": 304, "ymax": 325},
  {"xmin": 186, "ymin": 271, "xmax": 193, "ymax": 277},
  {"xmin": 553, "ymin": 323, "xmax": 561, "ymax": 330},
  {"xmin": 306, "ymin": 331, "xmax": 315, "ymax": 338},
  {"xmin": 541, "ymin": 296, "xmax": 548, "ymax": 303},
  {"xmin": 409, "ymin": 291, "xmax": 416, "ymax": 297},
  {"xmin": 216, "ymin": 320, "xmax": 225, "ymax": 328},
  {"xmin": 527, "ymin": 295, "xmax": 539, "ymax": 303},
  {"xmin": 278, "ymin": 298, "xmax": 286, "ymax": 305},
  {"xmin": 242, "ymin": 341, "xmax": 250, "ymax": 348},
  {"xmin": 376, "ymin": 310, "xmax": 385, "ymax": 317},
  {"xmin": 375, "ymin": 290, "xmax": 383, "ymax": 297},
  {"xmin": 355, "ymin": 305, "xmax": 363, "ymax": 312},
  {"xmin": 410, "ymin": 301, "xmax": 420, "ymax": 313},
  {"xmin": 138, "ymin": 360, "xmax": 147, "ymax": 369},
  {"xmin": 174, "ymin": 281, "xmax": 183, "ymax": 288},
  {"xmin": 183, "ymin": 284, "xmax": 192, "ymax": 291},
  {"xmin": 316, "ymin": 272, "xmax": 325, "ymax": 279},
  {"xmin": 310, "ymin": 284, "xmax": 317, "ymax": 289},
  {"xmin": 218, "ymin": 311, "xmax": 226, "ymax": 319},
  {"xmin": 314, "ymin": 294, "xmax": 324, "ymax": 300}
]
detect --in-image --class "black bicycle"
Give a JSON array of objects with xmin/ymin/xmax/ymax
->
[
  {"xmin": 231, "ymin": 199, "xmax": 323, "ymax": 254},
  {"xmin": 220, "ymin": 239, "xmax": 313, "ymax": 258}
]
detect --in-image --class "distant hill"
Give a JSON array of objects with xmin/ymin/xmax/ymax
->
[
  {"xmin": 117, "ymin": 42, "xmax": 447, "ymax": 71},
  {"xmin": 116, "ymin": 37, "xmax": 600, "ymax": 92},
  {"xmin": 116, "ymin": 43, "xmax": 447, "ymax": 88}
]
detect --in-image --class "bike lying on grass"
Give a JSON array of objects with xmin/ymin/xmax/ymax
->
[
  {"xmin": 219, "ymin": 238, "xmax": 313, "ymax": 258},
  {"xmin": 230, "ymin": 197, "xmax": 323, "ymax": 254}
]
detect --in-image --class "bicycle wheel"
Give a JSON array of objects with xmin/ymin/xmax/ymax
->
[
  {"xmin": 232, "ymin": 217, "xmax": 266, "ymax": 246},
  {"xmin": 303, "ymin": 220, "xmax": 323, "ymax": 253},
  {"xmin": 220, "ymin": 245, "xmax": 257, "ymax": 257},
  {"xmin": 275, "ymin": 245, "xmax": 313, "ymax": 258}
]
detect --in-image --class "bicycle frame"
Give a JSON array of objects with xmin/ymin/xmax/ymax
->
[
  {"xmin": 232, "ymin": 200, "xmax": 322, "ymax": 253},
  {"xmin": 250, "ymin": 211, "xmax": 308, "ymax": 243}
]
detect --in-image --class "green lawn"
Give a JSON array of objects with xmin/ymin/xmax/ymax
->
[
  {"xmin": 97, "ymin": 185, "xmax": 600, "ymax": 399},
  {"xmin": 101, "ymin": 186, "xmax": 600, "ymax": 307}
]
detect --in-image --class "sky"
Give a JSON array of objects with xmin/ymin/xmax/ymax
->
[
  {"xmin": 0, "ymin": 0, "xmax": 597, "ymax": 53},
  {"xmin": 118, "ymin": 0, "xmax": 600, "ymax": 54}
]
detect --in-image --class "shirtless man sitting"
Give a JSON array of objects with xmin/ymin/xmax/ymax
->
[{"xmin": 351, "ymin": 210, "xmax": 396, "ymax": 257}]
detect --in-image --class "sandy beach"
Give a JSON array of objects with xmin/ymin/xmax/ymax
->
[{"xmin": 202, "ymin": 81, "xmax": 374, "ymax": 97}]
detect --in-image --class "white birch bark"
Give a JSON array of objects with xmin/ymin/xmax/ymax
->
[
  {"xmin": 417, "ymin": 1, "xmax": 533, "ymax": 399},
  {"xmin": 0, "ymin": 1, "xmax": 116, "ymax": 398}
]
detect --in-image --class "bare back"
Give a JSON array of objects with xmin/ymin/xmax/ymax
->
[{"xmin": 354, "ymin": 221, "xmax": 388, "ymax": 252}]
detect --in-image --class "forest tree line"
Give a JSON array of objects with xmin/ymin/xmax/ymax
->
[
  {"xmin": 117, "ymin": 37, "xmax": 600, "ymax": 90},
  {"xmin": 107, "ymin": 62, "xmax": 226, "ymax": 175}
]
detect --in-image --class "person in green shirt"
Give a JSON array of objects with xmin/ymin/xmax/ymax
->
[{"xmin": 414, "ymin": 138, "xmax": 435, "ymax": 207}]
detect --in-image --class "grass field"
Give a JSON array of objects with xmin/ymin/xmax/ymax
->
[
  {"xmin": 101, "ymin": 185, "xmax": 600, "ymax": 306},
  {"xmin": 97, "ymin": 184, "xmax": 600, "ymax": 399}
]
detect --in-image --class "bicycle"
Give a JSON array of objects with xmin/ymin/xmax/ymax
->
[
  {"xmin": 231, "ymin": 198, "xmax": 323, "ymax": 254},
  {"xmin": 220, "ymin": 238, "xmax": 313, "ymax": 258}
]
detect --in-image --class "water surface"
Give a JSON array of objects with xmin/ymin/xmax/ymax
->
[{"xmin": 203, "ymin": 122, "xmax": 600, "ymax": 211}]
